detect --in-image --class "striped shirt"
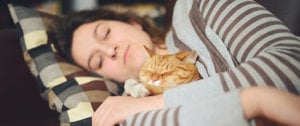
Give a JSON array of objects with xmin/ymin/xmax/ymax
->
[{"xmin": 121, "ymin": 0, "xmax": 300, "ymax": 125}]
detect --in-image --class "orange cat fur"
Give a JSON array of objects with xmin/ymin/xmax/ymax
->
[{"xmin": 124, "ymin": 46, "xmax": 201, "ymax": 97}]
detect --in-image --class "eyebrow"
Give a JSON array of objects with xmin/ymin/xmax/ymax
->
[{"xmin": 87, "ymin": 23, "xmax": 102, "ymax": 70}]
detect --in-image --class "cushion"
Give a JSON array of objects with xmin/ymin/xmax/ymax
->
[{"xmin": 8, "ymin": 4, "xmax": 116, "ymax": 125}]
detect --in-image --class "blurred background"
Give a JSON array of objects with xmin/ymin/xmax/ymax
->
[
  {"xmin": 1, "ymin": 0, "xmax": 299, "ymax": 35},
  {"xmin": 0, "ymin": 0, "xmax": 170, "ymax": 29}
]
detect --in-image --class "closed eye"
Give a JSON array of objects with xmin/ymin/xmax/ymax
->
[
  {"xmin": 105, "ymin": 28, "xmax": 110, "ymax": 39},
  {"xmin": 97, "ymin": 56, "xmax": 103, "ymax": 69},
  {"xmin": 88, "ymin": 55, "xmax": 103, "ymax": 71}
]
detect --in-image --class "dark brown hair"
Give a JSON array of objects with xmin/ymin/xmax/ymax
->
[{"xmin": 54, "ymin": 7, "xmax": 163, "ymax": 63}]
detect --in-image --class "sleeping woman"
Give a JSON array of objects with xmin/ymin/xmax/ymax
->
[{"xmin": 54, "ymin": 0, "xmax": 300, "ymax": 125}]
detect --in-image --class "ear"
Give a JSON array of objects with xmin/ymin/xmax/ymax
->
[
  {"xmin": 175, "ymin": 51, "xmax": 198, "ymax": 64},
  {"xmin": 144, "ymin": 45, "xmax": 155, "ymax": 58}
]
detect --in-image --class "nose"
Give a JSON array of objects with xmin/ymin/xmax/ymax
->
[
  {"xmin": 98, "ymin": 43, "xmax": 118, "ymax": 59},
  {"xmin": 151, "ymin": 74, "xmax": 160, "ymax": 82}
]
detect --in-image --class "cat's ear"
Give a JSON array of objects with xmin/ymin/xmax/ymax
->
[
  {"xmin": 144, "ymin": 45, "xmax": 155, "ymax": 57},
  {"xmin": 176, "ymin": 51, "xmax": 198, "ymax": 64}
]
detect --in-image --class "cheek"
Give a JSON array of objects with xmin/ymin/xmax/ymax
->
[
  {"xmin": 94, "ymin": 61, "xmax": 119, "ymax": 79},
  {"xmin": 98, "ymin": 61, "xmax": 135, "ymax": 82},
  {"xmin": 164, "ymin": 74, "xmax": 177, "ymax": 83},
  {"xmin": 103, "ymin": 62, "xmax": 121, "ymax": 76},
  {"xmin": 129, "ymin": 49, "xmax": 147, "ymax": 70},
  {"xmin": 140, "ymin": 74, "xmax": 152, "ymax": 84}
]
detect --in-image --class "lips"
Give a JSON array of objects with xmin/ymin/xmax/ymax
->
[{"xmin": 123, "ymin": 46, "xmax": 130, "ymax": 64}]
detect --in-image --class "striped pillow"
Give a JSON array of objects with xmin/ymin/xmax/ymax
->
[{"xmin": 8, "ymin": 4, "xmax": 113, "ymax": 125}]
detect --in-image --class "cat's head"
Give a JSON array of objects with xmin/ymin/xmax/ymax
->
[{"xmin": 139, "ymin": 46, "xmax": 200, "ymax": 88}]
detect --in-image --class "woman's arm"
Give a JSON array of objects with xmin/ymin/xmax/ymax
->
[
  {"xmin": 92, "ymin": 95, "xmax": 164, "ymax": 126},
  {"xmin": 119, "ymin": 87, "xmax": 300, "ymax": 126},
  {"xmin": 92, "ymin": 86, "xmax": 300, "ymax": 126},
  {"xmin": 241, "ymin": 86, "xmax": 300, "ymax": 126},
  {"xmin": 164, "ymin": 0, "xmax": 300, "ymax": 107}
]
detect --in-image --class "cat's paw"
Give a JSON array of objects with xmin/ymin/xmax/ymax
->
[{"xmin": 124, "ymin": 79, "xmax": 149, "ymax": 97}]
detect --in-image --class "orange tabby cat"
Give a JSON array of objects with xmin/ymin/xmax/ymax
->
[{"xmin": 124, "ymin": 46, "xmax": 201, "ymax": 97}]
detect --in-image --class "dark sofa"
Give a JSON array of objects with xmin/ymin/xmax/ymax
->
[
  {"xmin": 0, "ymin": 0, "xmax": 299, "ymax": 126},
  {"xmin": 0, "ymin": 29, "xmax": 60, "ymax": 125}
]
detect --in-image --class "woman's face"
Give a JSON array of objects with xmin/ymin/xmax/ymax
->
[{"xmin": 72, "ymin": 20, "xmax": 155, "ymax": 82}]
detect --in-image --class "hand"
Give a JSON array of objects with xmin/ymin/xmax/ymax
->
[
  {"xmin": 92, "ymin": 95, "xmax": 165, "ymax": 126},
  {"xmin": 241, "ymin": 86, "xmax": 300, "ymax": 126}
]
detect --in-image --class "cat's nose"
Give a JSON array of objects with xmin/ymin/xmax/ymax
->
[{"xmin": 151, "ymin": 74, "xmax": 159, "ymax": 82}]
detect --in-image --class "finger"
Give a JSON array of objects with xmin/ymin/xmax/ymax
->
[
  {"xmin": 93, "ymin": 99, "xmax": 108, "ymax": 126},
  {"xmin": 93, "ymin": 97, "xmax": 115, "ymax": 126}
]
